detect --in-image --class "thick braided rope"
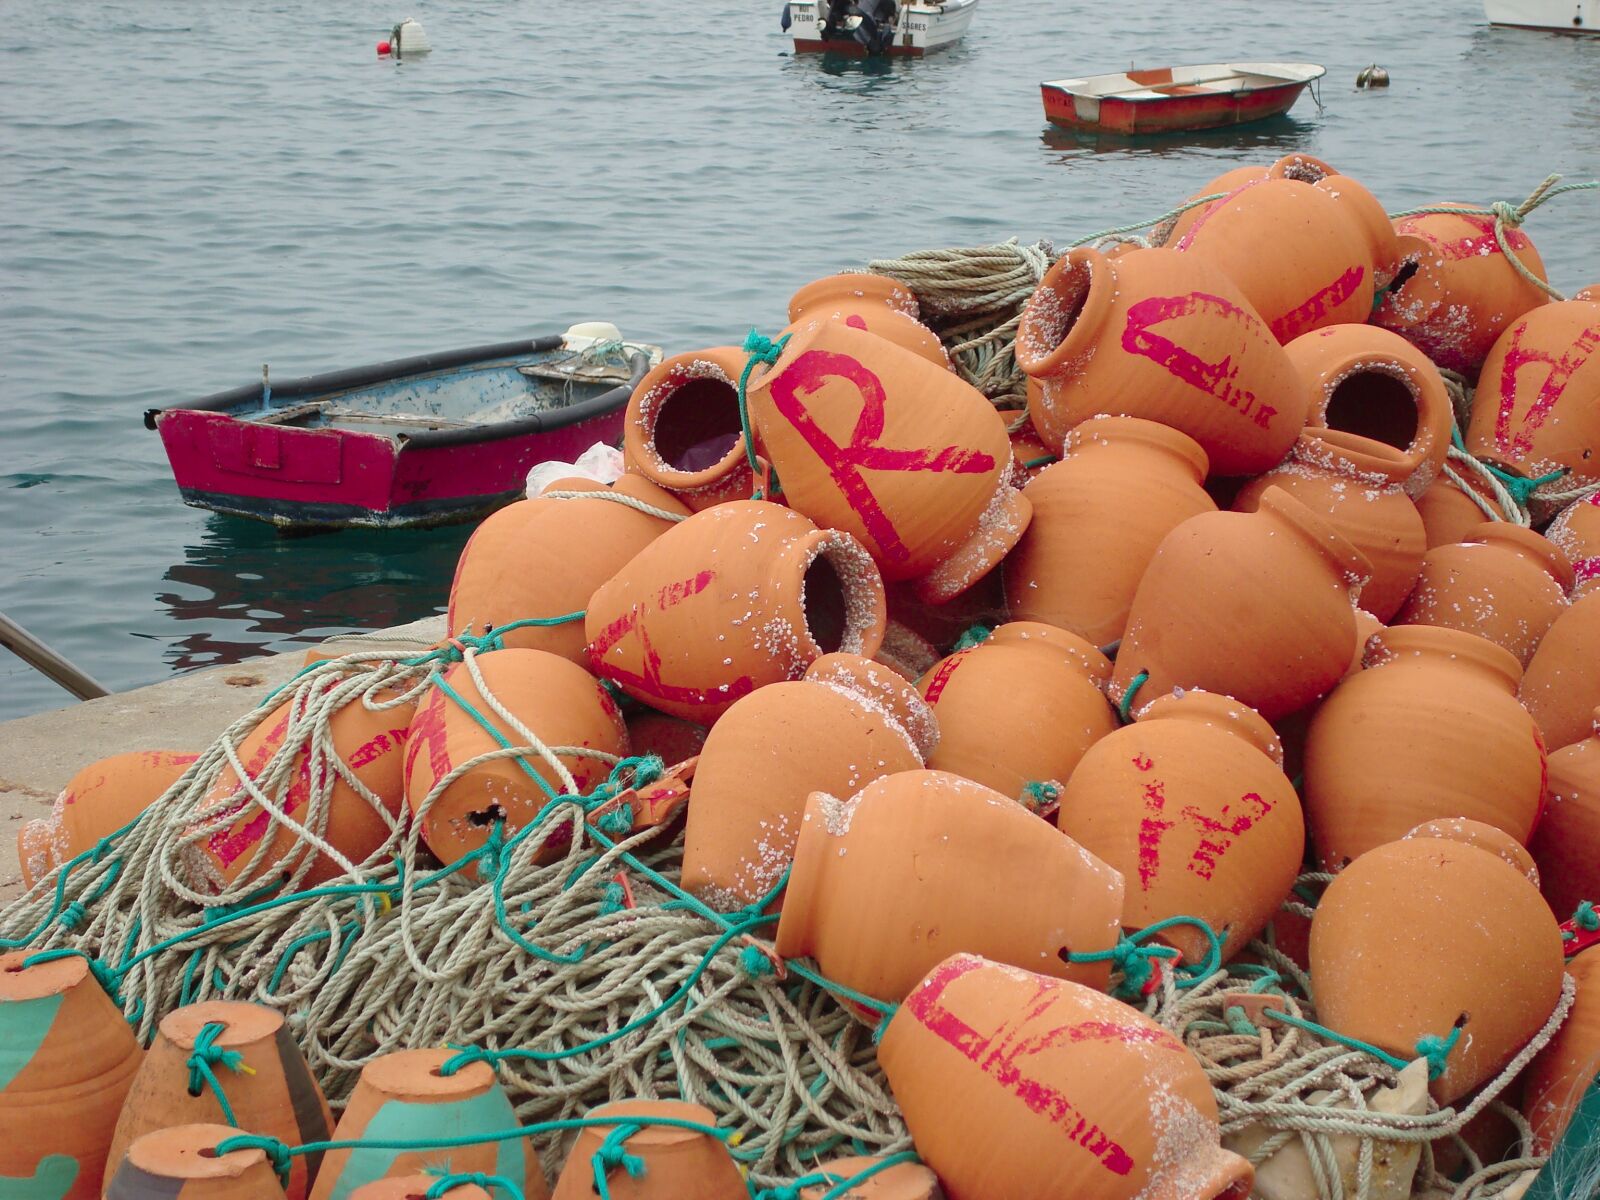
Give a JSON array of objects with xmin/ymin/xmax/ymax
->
[
  {"xmin": 863, "ymin": 239, "xmax": 1054, "ymax": 407},
  {"xmin": 536, "ymin": 489, "xmax": 689, "ymax": 523}
]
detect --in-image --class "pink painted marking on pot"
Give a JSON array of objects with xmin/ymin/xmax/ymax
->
[
  {"xmin": 1182, "ymin": 792, "xmax": 1273, "ymax": 880},
  {"xmin": 1137, "ymin": 777, "xmax": 1172, "ymax": 888},
  {"xmin": 902, "ymin": 955, "xmax": 1140, "ymax": 1176},
  {"xmin": 1493, "ymin": 319, "xmax": 1600, "ymax": 459},
  {"xmin": 589, "ymin": 570, "xmax": 718, "ymax": 660},
  {"xmin": 1268, "ymin": 265, "xmax": 1366, "ymax": 341},
  {"xmin": 1121, "ymin": 293, "xmax": 1279, "ymax": 430},
  {"xmin": 766, "ymin": 348, "xmax": 996, "ymax": 565},
  {"xmin": 402, "ymin": 687, "xmax": 453, "ymax": 790},
  {"xmin": 920, "ymin": 652, "xmax": 966, "ymax": 705}
]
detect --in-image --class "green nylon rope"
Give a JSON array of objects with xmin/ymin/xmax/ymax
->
[
  {"xmin": 1117, "ymin": 670, "xmax": 1149, "ymax": 723},
  {"xmin": 186, "ymin": 1020, "xmax": 252, "ymax": 1127},
  {"xmin": 951, "ymin": 624, "xmax": 992, "ymax": 651},
  {"xmin": 1258, "ymin": 1005, "xmax": 1464, "ymax": 1081},
  {"xmin": 737, "ymin": 329, "xmax": 790, "ymax": 501},
  {"xmin": 424, "ymin": 1173, "xmax": 524, "ymax": 1200},
  {"xmin": 751, "ymin": 1151, "xmax": 924, "ymax": 1200},
  {"xmin": 1064, "ymin": 914, "xmax": 1224, "ymax": 1003},
  {"xmin": 592, "ymin": 1123, "xmax": 646, "ymax": 1200},
  {"xmin": 1564, "ymin": 900, "xmax": 1600, "ymax": 940}
]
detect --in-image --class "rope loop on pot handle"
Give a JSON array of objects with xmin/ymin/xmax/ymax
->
[
  {"xmin": 737, "ymin": 329, "xmax": 791, "ymax": 501},
  {"xmin": 424, "ymin": 1174, "xmax": 524, "ymax": 1200},
  {"xmin": 186, "ymin": 1020, "xmax": 255, "ymax": 1127}
]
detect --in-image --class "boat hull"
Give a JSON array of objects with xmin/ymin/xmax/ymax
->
[
  {"xmin": 147, "ymin": 337, "xmax": 645, "ymax": 530},
  {"xmin": 1041, "ymin": 78, "xmax": 1312, "ymax": 134},
  {"xmin": 788, "ymin": 0, "xmax": 976, "ymax": 56},
  {"xmin": 1483, "ymin": 0, "xmax": 1598, "ymax": 32}
]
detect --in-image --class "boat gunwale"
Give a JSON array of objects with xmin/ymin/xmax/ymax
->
[
  {"xmin": 143, "ymin": 336, "xmax": 654, "ymax": 450},
  {"xmin": 1041, "ymin": 62, "xmax": 1325, "ymax": 102}
]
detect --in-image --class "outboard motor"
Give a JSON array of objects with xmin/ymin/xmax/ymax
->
[{"xmin": 822, "ymin": 0, "xmax": 899, "ymax": 54}]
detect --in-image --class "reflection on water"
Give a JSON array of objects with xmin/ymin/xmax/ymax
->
[
  {"xmin": 1039, "ymin": 113, "xmax": 1320, "ymax": 160},
  {"xmin": 155, "ymin": 516, "xmax": 467, "ymax": 672}
]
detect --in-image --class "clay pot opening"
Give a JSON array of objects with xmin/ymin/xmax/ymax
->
[
  {"xmin": 1323, "ymin": 370, "xmax": 1420, "ymax": 454},
  {"xmin": 1386, "ymin": 257, "xmax": 1421, "ymax": 297},
  {"xmin": 1272, "ymin": 154, "xmax": 1335, "ymax": 184},
  {"xmin": 798, "ymin": 534, "xmax": 884, "ymax": 660},
  {"xmin": 467, "ymin": 804, "xmax": 508, "ymax": 828},
  {"xmin": 652, "ymin": 376, "xmax": 743, "ymax": 475},
  {"xmin": 804, "ymin": 556, "xmax": 849, "ymax": 655},
  {"xmin": 1032, "ymin": 257, "xmax": 1092, "ymax": 359}
]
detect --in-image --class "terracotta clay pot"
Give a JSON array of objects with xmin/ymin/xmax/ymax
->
[
  {"xmin": 1402, "ymin": 817, "xmax": 1539, "ymax": 886},
  {"xmin": 774, "ymin": 770, "xmax": 1125, "ymax": 1003},
  {"xmin": 798, "ymin": 1156, "xmax": 945, "ymax": 1200},
  {"xmin": 1415, "ymin": 469, "xmax": 1515, "ymax": 549},
  {"xmin": 744, "ymin": 319, "xmax": 1028, "ymax": 601},
  {"xmin": 785, "ymin": 273, "xmax": 951, "ymax": 370},
  {"xmin": 1289, "ymin": 323, "xmax": 1453, "ymax": 495},
  {"xmin": 586, "ymin": 501, "xmax": 887, "ymax": 724},
  {"xmin": 0, "ymin": 951, "xmax": 143, "ymax": 1200},
  {"xmin": 1310, "ymin": 837, "xmax": 1565, "ymax": 1103},
  {"xmin": 1394, "ymin": 522, "xmax": 1573, "ymax": 666},
  {"xmin": 107, "ymin": 1001, "xmax": 333, "ymax": 1200},
  {"xmin": 349, "ymin": 1177, "xmax": 490, "ymax": 1200},
  {"xmin": 1303, "ymin": 626, "xmax": 1545, "ymax": 870},
  {"xmin": 448, "ymin": 476, "xmax": 692, "ymax": 664},
  {"xmin": 1269, "ymin": 606, "xmax": 1383, "ymax": 784},
  {"xmin": 878, "ymin": 953, "xmax": 1254, "ymax": 1200},
  {"xmin": 1009, "ymin": 407, "xmax": 1056, "ymax": 481},
  {"xmin": 403, "ymin": 648, "xmax": 628, "ymax": 863},
  {"xmin": 915, "ymin": 622, "xmax": 1117, "ymax": 804},
  {"xmin": 1547, "ymin": 492, "xmax": 1600, "ymax": 598},
  {"xmin": 1528, "ymin": 709, "xmax": 1600, "ymax": 918},
  {"xmin": 1001, "ymin": 417, "xmax": 1215, "ymax": 647},
  {"xmin": 804, "ymin": 651, "xmax": 940, "ymax": 760},
  {"xmin": 1521, "ymin": 591, "xmax": 1600, "ymax": 752},
  {"xmin": 1171, "ymin": 175, "xmax": 1381, "ymax": 342},
  {"xmin": 1057, "ymin": 691, "xmax": 1302, "ymax": 963},
  {"xmin": 622, "ymin": 711, "xmax": 707, "ymax": 768},
  {"xmin": 106, "ymin": 1124, "xmax": 286, "ymax": 1200},
  {"xmin": 549, "ymin": 1099, "xmax": 745, "ymax": 1200},
  {"xmin": 1016, "ymin": 246, "xmax": 1308, "ymax": 475},
  {"xmin": 1522, "ymin": 945, "xmax": 1600, "ymax": 1152},
  {"xmin": 680, "ymin": 655, "xmax": 928, "ymax": 912},
  {"xmin": 1159, "ymin": 157, "xmax": 1399, "ymax": 289},
  {"xmin": 17, "ymin": 749, "xmax": 195, "ymax": 889},
  {"xmin": 187, "ymin": 687, "xmax": 415, "ymax": 891},
  {"xmin": 621, "ymin": 348, "xmax": 756, "ymax": 510},
  {"xmin": 1373, "ymin": 208, "xmax": 1551, "ymax": 375},
  {"xmin": 1111, "ymin": 488, "xmax": 1371, "ymax": 722},
  {"xmin": 1233, "ymin": 430, "xmax": 1425, "ymax": 622},
  {"xmin": 1466, "ymin": 300, "xmax": 1600, "ymax": 507},
  {"xmin": 309, "ymin": 1048, "xmax": 547, "ymax": 1200}
]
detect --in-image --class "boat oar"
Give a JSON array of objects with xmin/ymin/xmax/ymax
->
[{"xmin": 0, "ymin": 611, "xmax": 111, "ymax": 701}]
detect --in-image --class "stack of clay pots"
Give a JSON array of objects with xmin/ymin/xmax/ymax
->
[{"xmin": 16, "ymin": 156, "xmax": 1600, "ymax": 1200}]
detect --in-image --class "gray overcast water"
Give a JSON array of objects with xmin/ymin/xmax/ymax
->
[{"xmin": 2, "ymin": 0, "xmax": 1597, "ymax": 721}]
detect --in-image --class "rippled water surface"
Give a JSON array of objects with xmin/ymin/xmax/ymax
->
[{"xmin": 3, "ymin": 0, "xmax": 1598, "ymax": 719}]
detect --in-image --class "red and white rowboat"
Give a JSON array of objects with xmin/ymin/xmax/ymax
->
[{"xmin": 1041, "ymin": 63, "xmax": 1325, "ymax": 135}]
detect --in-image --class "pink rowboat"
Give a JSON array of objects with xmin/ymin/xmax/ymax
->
[
  {"xmin": 1041, "ymin": 62, "xmax": 1325, "ymax": 135},
  {"xmin": 145, "ymin": 326, "xmax": 660, "ymax": 530}
]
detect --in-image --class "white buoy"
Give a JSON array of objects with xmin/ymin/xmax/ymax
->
[
  {"xmin": 562, "ymin": 321, "xmax": 625, "ymax": 352},
  {"xmin": 379, "ymin": 17, "xmax": 431, "ymax": 58}
]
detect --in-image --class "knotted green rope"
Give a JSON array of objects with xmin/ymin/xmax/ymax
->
[
  {"xmin": 1018, "ymin": 780, "xmax": 1061, "ymax": 815},
  {"xmin": 1064, "ymin": 915, "xmax": 1224, "ymax": 1003},
  {"xmin": 186, "ymin": 1020, "xmax": 254, "ymax": 1127},
  {"xmin": 1260, "ymin": 1005, "xmax": 1464, "ymax": 1080},
  {"xmin": 1389, "ymin": 174, "xmax": 1600, "ymax": 301},
  {"xmin": 592, "ymin": 1124, "xmax": 648, "ymax": 1200},
  {"xmin": 424, "ymin": 1173, "xmax": 524, "ymax": 1200},
  {"xmin": 1564, "ymin": 900, "xmax": 1600, "ymax": 941},
  {"xmin": 737, "ymin": 329, "xmax": 790, "ymax": 501},
  {"xmin": 951, "ymin": 623, "xmax": 992, "ymax": 651},
  {"xmin": 751, "ymin": 1152, "xmax": 925, "ymax": 1200}
]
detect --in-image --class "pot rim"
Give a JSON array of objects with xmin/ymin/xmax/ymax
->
[
  {"xmin": 1363, "ymin": 624, "xmax": 1524, "ymax": 691},
  {"xmin": 788, "ymin": 272, "xmax": 920, "ymax": 323},
  {"xmin": 1464, "ymin": 522, "xmax": 1577, "ymax": 592},
  {"xmin": 1016, "ymin": 248, "xmax": 1115, "ymax": 382},
  {"xmin": 1059, "ymin": 415, "xmax": 1211, "ymax": 484},
  {"xmin": 623, "ymin": 348, "xmax": 751, "ymax": 493}
]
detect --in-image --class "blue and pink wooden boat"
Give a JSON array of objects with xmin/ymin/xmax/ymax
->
[{"xmin": 145, "ymin": 327, "xmax": 659, "ymax": 530}]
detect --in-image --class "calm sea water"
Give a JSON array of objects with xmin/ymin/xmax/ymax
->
[{"xmin": 2, "ymin": 0, "xmax": 1597, "ymax": 721}]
